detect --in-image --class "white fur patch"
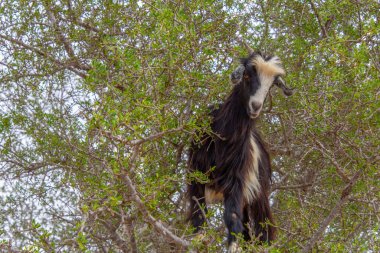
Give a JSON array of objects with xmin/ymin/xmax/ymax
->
[
  {"xmin": 242, "ymin": 136, "xmax": 261, "ymax": 203},
  {"xmin": 248, "ymin": 55, "xmax": 285, "ymax": 116},
  {"xmin": 251, "ymin": 55, "xmax": 285, "ymax": 77},
  {"xmin": 205, "ymin": 139, "xmax": 262, "ymax": 206}
]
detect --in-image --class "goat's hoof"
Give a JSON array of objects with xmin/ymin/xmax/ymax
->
[{"xmin": 228, "ymin": 242, "xmax": 242, "ymax": 253}]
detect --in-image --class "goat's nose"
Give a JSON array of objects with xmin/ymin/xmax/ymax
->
[{"xmin": 250, "ymin": 101, "xmax": 262, "ymax": 112}]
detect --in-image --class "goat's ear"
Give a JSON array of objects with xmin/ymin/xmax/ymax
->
[
  {"xmin": 230, "ymin": 65, "xmax": 245, "ymax": 85},
  {"xmin": 274, "ymin": 76, "xmax": 294, "ymax": 96}
]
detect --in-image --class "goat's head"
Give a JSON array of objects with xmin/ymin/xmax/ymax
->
[{"xmin": 231, "ymin": 51, "xmax": 293, "ymax": 119}]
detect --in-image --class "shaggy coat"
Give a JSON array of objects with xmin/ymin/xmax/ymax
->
[{"xmin": 187, "ymin": 52, "xmax": 292, "ymax": 251}]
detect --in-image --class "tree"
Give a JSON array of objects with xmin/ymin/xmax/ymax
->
[{"xmin": 0, "ymin": 0, "xmax": 378, "ymax": 252}]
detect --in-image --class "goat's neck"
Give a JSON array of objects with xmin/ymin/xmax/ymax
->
[{"xmin": 213, "ymin": 90, "xmax": 255, "ymax": 141}]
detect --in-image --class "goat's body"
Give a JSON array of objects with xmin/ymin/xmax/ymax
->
[
  {"xmin": 187, "ymin": 87, "xmax": 275, "ymax": 246},
  {"xmin": 187, "ymin": 52, "xmax": 292, "ymax": 251}
]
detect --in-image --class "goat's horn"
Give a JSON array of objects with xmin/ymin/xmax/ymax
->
[
  {"xmin": 243, "ymin": 41, "xmax": 254, "ymax": 55},
  {"xmin": 275, "ymin": 77, "xmax": 294, "ymax": 96},
  {"xmin": 238, "ymin": 38, "xmax": 254, "ymax": 55}
]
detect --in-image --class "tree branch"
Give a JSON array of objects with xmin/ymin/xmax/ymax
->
[
  {"xmin": 122, "ymin": 213, "xmax": 138, "ymax": 253},
  {"xmin": 44, "ymin": 3, "xmax": 91, "ymax": 71},
  {"xmin": 120, "ymin": 169, "xmax": 191, "ymax": 248},
  {"xmin": 0, "ymin": 33, "xmax": 88, "ymax": 78},
  {"xmin": 272, "ymin": 183, "xmax": 313, "ymax": 191},
  {"xmin": 118, "ymin": 147, "xmax": 190, "ymax": 248},
  {"xmin": 102, "ymin": 126, "xmax": 185, "ymax": 147},
  {"xmin": 314, "ymin": 139, "xmax": 350, "ymax": 183},
  {"xmin": 102, "ymin": 220, "xmax": 130, "ymax": 253},
  {"xmin": 309, "ymin": 0, "xmax": 328, "ymax": 38},
  {"xmin": 301, "ymin": 170, "xmax": 361, "ymax": 252}
]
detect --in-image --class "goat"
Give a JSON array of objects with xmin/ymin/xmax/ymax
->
[{"xmin": 187, "ymin": 49, "xmax": 293, "ymax": 252}]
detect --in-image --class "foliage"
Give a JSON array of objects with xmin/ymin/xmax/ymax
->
[{"xmin": 0, "ymin": 0, "xmax": 379, "ymax": 252}]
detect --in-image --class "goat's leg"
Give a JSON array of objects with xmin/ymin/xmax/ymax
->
[
  {"xmin": 224, "ymin": 187, "xmax": 244, "ymax": 253},
  {"xmin": 187, "ymin": 182, "xmax": 207, "ymax": 232},
  {"xmin": 241, "ymin": 205, "xmax": 252, "ymax": 242},
  {"xmin": 250, "ymin": 193, "xmax": 276, "ymax": 243}
]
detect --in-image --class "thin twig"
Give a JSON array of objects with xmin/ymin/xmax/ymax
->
[
  {"xmin": 102, "ymin": 126, "xmax": 185, "ymax": 147},
  {"xmin": 65, "ymin": 0, "xmax": 101, "ymax": 33},
  {"xmin": 272, "ymin": 183, "xmax": 313, "ymax": 191},
  {"xmin": 191, "ymin": 196, "xmax": 210, "ymax": 227},
  {"xmin": 0, "ymin": 34, "xmax": 88, "ymax": 78},
  {"xmin": 309, "ymin": 0, "xmax": 328, "ymax": 38},
  {"xmin": 119, "ymin": 149, "xmax": 190, "ymax": 248},
  {"xmin": 301, "ymin": 169, "xmax": 361, "ymax": 252},
  {"xmin": 44, "ymin": 3, "xmax": 91, "ymax": 71},
  {"xmin": 314, "ymin": 139, "xmax": 350, "ymax": 183},
  {"xmin": 121, "ymin": 171, "xmax": 191, "ymax": 247}
]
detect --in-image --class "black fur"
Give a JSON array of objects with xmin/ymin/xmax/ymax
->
[{"xmin": 187, "ymin": 53, "xmax": 278, "ymax": 248}]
